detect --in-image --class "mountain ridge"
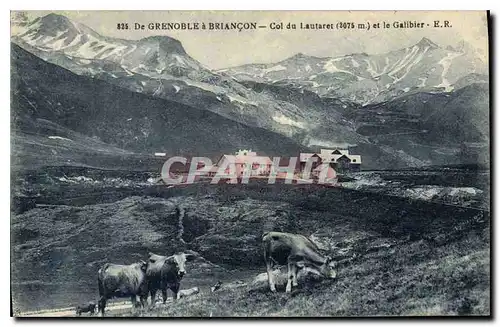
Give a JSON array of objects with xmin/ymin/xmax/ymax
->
[
  {"xmin": 10, "ymin": 13, "xmax": 490, "ymax": 169},
  {"xmin": 11, "ymin": 13, "xmax": 366, "ymax": 149},
  {"xmin": 11, "ymin": 43, "xmax": 310, "ymax": 164},
  {"xmin": 219, "ymin": 37, "xmax": 487, "ymax": 105}
]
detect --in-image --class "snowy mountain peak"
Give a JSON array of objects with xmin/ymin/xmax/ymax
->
[
  {"xmin": 38, "ymin": 13, "xmax": 71, "ymax": 27},
  {"xmin": 285, "ymin": 52, "xmax": 322, "ymax": 63},
  {"xmin": 290, "ymin": 52, "xmax": 308, "ymax": 59},
  {"xmin": 221, "ymin": 35, "xmax": 486, "ymax": 104},
  {"xmin": 415, "ymin": 37, "xmax": 439, "ymax": 49},
  {"xmin": 29, "ymin": 13, "xmax": 79, "ymax": 37},
  {"xmin": 12, "ymin": 13, "xmax": 206, "ymax": 78},
  {"xmin": 139, "ymin": 35, "xmax": 186, "ymax": 55}
]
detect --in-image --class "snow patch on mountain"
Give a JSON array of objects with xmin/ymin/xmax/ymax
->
[
  {"xmin": 436, "ymin": 51, "xmax": 464, "ymax": 92},
  {"xmin": 48, "ymin": 136, "xmax": 72, "ymax": 141},
  {"xmin": 219, "ymin": 37, "xmax": 485, "ymax": 105},
  {"xmin": 307, "ymin": 138, "xmax": 355, "ymax": 148},
  {"xmin": 380, "ymin": 145, "xmax": 431, "ymax": 167},
  {"xmin": 272, "ymin": 115, "xmax": 305, "ymax": 129},
  {"xmin": 324, "ymin": 59, "xmax": 355, "ymax": 75},
  {"xmin": 227, "ymin": 94, "xmax": 257, "ymax": 106},
  {"xmin": 262, "ymin": 65, "xmax": 286, "ymax": 75},
  {"xmin": 364, "ymin": 59, "xmax": 378, "ymax": 77}
]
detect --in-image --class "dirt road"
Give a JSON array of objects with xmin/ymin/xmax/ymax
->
[{"xmin": 17, "ymin": 300, "xmax": 173, "ymax": 318}]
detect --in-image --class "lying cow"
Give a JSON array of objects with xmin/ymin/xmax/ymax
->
[
  {"xmin": 151, "ymin": 287, "xmax": 200, "ymax": 303},
  {"xmin": 146, "ymin": 252, "xmax": 196, "ymax": 306},
  {"xmin": 178, "ymin": 286, "xmax": 200, "ymax": 299},
  {"xmin": 75, "ymin": 302, "xmax": 96, "ymax": 316},
  {"xmin": 97, "ymin": 261, "xmax": 148, "ymax": 316},
  {"xmin": 262, "ymin": 231, "xmax": 337, "ymax": 293}
]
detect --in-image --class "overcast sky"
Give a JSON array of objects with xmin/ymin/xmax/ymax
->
[{"xmin": 18, "ymin": 11, "xmax": 489, "ymax": 70}]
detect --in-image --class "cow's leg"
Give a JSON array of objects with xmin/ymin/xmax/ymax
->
[
  {"xmin": 140, "ymin": 294, "xmax": 148, "ymax": 309},
  {"xmin": 149, "ymin": 289, "xmax": 157, "ymax": 307},
  {"xmin": 266, "ymin": 260, "xmax": 276, "ymax": 292},
  {"xmin": 98, "ymin": 297, "xmax": 107, "ymax": 317},
  {"xmin": 171, "ymin": 284, "xmax": 180, "ymax": 301},
  {"xmin": 264, "ymin": 242, "xmax": 277, "ymax": 292},
  {"xmin": 286, "ymin": 261, "xmax": 294, "ymax": 293},
  {"xmin": 131, "ymin": 295, "xmax": 137, "ymax": 313},
  {"xmin": 292, "ymin": 264, "xmax": 299, "ymax": 287},
  {"xmin": 162, "ymin": 288, "xmax": 168, "ymax": 304}
]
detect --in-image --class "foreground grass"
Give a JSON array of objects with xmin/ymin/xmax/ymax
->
[
  {"xmin": 115, "ymin": 229, "xmax": 489, "ymax": 317},
  {"xmin": 12, "ymin": 177, "xmax": 489, "ymax": 315}
]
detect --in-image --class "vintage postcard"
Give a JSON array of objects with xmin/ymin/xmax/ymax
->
[{"xmin": 10, "ymin": 10, "xmax": 490, "ymax": 317}]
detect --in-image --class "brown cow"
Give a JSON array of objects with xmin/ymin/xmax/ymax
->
[
  {"xmin": 146, "ymin": 252, "xmax": 196, "ymax": 306},
  {"xmin": 97, "ymin": 261, "xmax": 148, "ymax": 316},
  {"xmin": 262, "ymin": 231, "xmax": 337, "ymax": 293}
]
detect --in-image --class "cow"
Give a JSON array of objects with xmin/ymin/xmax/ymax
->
[
  {"xmin": 75, "ymin": 302, "xmax": 96, "ymax": 316},
  {"xmin": 262, "ymin": 231, "xmax": 337, "ymax": 293},
  {"xmin": 97, "ymin": 261, "xmax": 148, "ymax": 316},
  {"xmin": 146, "ymin": 252, "xmax": 196, "ymax": 306}
]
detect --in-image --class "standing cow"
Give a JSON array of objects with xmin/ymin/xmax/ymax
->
[
  {"xmin": 146, "ymin": 252, "xmax": 196, "ymax": 306},
  {"xmin": 97, "ymin": 261, "xmax": 148, "ymax": 316},
  {"xmin": 262, "ymin": 231, "xmax": 337, "ymax": 293}
]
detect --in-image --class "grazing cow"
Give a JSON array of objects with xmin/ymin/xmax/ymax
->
[
  {"xmin": 262, "ymin": 231, "xmax": 337, "ymax": 293},
  {"xmin": 97, "ymin": 261, "xmax": 148, "ymax": 315},
  {"xmin": 75, "ymin": 302, "xmax": 96, "ymax": 316},
  {"xmin": 146, "ymin": 252, "xmax": 196, "ymax": 306}
]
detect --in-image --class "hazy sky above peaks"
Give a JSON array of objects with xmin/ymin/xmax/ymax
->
[{"xmin": 14, "ymin": 10, "xmax": 489, "ymax": 69}]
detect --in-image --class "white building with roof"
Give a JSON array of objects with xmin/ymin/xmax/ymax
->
[{"xmin": 320, "ymin": 148, "xmax": 361, "ymax": 172}]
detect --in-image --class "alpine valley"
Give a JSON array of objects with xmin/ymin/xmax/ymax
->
[{"xmin": 11, "ymin": 13, "xmax": 489, "ymax": 170}]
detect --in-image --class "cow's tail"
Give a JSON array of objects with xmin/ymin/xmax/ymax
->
[{"xmin": 261, "ymin": 232, "xmax": 273, "ymax": 265}]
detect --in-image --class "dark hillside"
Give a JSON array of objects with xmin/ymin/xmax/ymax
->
[{"xmin": 11, "ymin": 43, "xmax": 307, "ymax": 159}]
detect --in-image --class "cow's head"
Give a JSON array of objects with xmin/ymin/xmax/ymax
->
[
  {"xmin": 135, "ymin": 260, "xmax": 147, "ymax": 273},
  {"xmin": 166, "ymin": 252, "xmax": 196, "ymax": 279},
  {"xmin": 297, "ymin": 256, "xmax": 337, "ymax": 279},
  {"xmin": 320, "ymin": 256, "xmax": 337, "ymax": 279}
]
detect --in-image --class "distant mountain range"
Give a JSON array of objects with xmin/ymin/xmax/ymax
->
[
  {"xmin": 220, "ymin": 37, "xmax": 487, "ymax": 105},
  {"xmin": 12, "ymin": 13, "xmax": 362, "ymax": 147},
  {"xmin": 11, "ymin": 13, "xmax": 490, "ymax": 169}
]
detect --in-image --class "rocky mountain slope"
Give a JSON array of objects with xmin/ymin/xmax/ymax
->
[
  {"xmin": 344, "ymin": 82, "xmax": 490, "ymax": 166},
  {"xmin": 220, "ymin": 38, "xmax": 487, "ymax": 105},
  {"xmin": 11, "ymin": 43, "xmax": 308, "ymax": 164},
  {"xmin": 11, "ymin": 13, "xmax": 490, "ymax": 169},
  {"xmin": 11, "ymin": 13, "xmax": 361, "ymax": 146}
]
